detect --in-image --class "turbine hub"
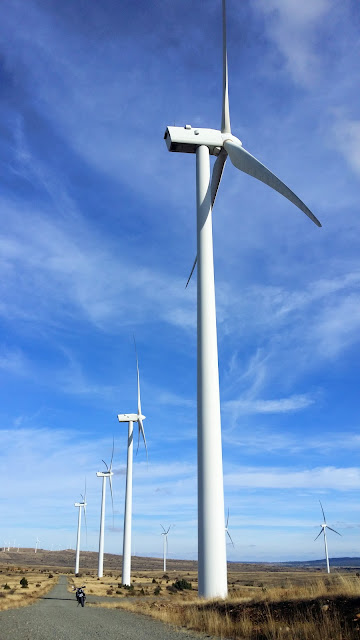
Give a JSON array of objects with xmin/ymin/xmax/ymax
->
[{"xmin": 221, "ymin": 132, "xmax": 242, "ymax": 146}]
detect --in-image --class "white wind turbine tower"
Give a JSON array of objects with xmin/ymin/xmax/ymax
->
[
  {"xmin": 164, "ymin": 0, "xmax": 321, "ymax": 599},
  {"xmin": 96, "ymin": 440, "xmax": 115, "ymax": 578},
  {"xmin": 117, "ymin": 341, "xmax": 147, "ymax": 586},
  {"xmin": 34, "ymin": 537, "xmax": 40, "ymax": 553},
  {"xmin": 74, "ymin": 486, "xmax": 87, "ymax": 575},
  {"xmin": 160, "ymin": 525, "xmax": 171, "ymax": 572},
  {"xmin": 314, "ymin": 501, "xmax": 341, "ymax": 574}
]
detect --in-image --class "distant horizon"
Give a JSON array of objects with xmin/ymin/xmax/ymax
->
[{"xmin": 4, "ymin": 547, "xmax": 360, "ymax": 567}]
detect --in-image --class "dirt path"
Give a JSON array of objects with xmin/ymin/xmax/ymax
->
[{"xmin": 0, "ymin": 575, "xmax": 219, "ymax": 640}]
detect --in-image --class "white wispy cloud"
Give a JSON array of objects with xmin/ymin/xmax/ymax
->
[
  {"xmin": 0, "ymin": 347, "xmax": 28, "ymax": 376},
  {"xmin": 257, "ymin": 0, "xmax": 331, "ymax": 86},
  {"xmin": 332, "ymin": 116, "xmax": 360, "ymax": 175},
  {"xmin": 0, "ymin": 195, "xmax": 195, "ymax": 334},
  {"xmin": 225, "ymin": 466, "xmax": 360, "ymax": 490},
  {"xmin": 223, "ymin": 428, "xmax": 360, "ymax": 456},
  {"xmin": 225, "ymin": 393, "xmax": 314, "ymax": 415}
]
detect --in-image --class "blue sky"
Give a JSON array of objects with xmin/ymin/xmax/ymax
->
[{"xmin": 0, "ymin": 0, "xmax": 359, "ymax": 563}]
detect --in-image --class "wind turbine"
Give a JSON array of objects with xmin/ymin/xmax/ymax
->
[
  {"xmin": 160, "ymin": 525, "xmax": 171, "ymax": 573},
  {"xmin": 164, "ymin": 0, "xmax": 321, "ymax": 599},
  {"xmin": 34, "ymin": 537, "xmax": 40, "ymax": 553},
  {"xmin": 74, "ymin": 485, "xmax": 87, "ymax": 575},
  {"xmin": 117, "ymin": 340, "xmax": 147, "ymax": 586},
  {"xmin": 96, "ymin": 440, "xmax": 115, "ymax": 578},
  {"xmin": 314, "ymin": 501, "xmax": 341, "ymax": 574}
]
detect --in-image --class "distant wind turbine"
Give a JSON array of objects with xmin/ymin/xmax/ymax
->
[
  {"xmin": 34, "ymin": 537, "xmax": 40, "ymax": 553},
  {"xmin": 74, "ymin": 484, "xmax": 87, "ymax": 575},
  {"xmin": 96, "ymin": 440, "xmax": 115, "ymax": 578},
  {"xmin": 160, "ymin": 525, "xmax": 171, "ymax": 572},
  {"xmin": 315, "ymin": 501, "xmax": 341, "ymax": 574},
  {"xmin": 164, "ymin": 0, "xmax": 321, "ymax": 599},
  {"xmin": 117, "ymin": 340, "xmax": 147, "ymax": 586}
]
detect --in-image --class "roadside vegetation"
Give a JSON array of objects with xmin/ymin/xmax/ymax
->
[
  {"xmin": 0, "ymin": 566, "xmax": 58, "ymax": 611},
  {"xmin": 85, "ymin": 570, "xmax": 360, "ymax": 639}
]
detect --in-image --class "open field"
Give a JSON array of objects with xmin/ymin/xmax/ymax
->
[
  {"xmin": 3, "ymin": 552, "xmax": 360, "ymax": 638},
  {"xmin": 0, "ymin": 565, "xmax": 58, "ymax": 611},
  {"xmin": 71, "ymin": 568, "xmax": 360, "ymax": 639}
]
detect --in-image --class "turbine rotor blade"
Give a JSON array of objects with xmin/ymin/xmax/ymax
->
[
  {"xmin": 133, "ymin": 336, "xmax": 142, "ymax": 418},
  {"xmin": 109, "ymin": 474, "xmax": 114, "ymax": 528},
  {"xmin": 226, "ymin": 529, "xmax": 235, "ymax": 547},
  {"xmin": 102, "ymin": 459, "xmax": 109, "ymax": 471},
  {"xmin": 226, "ymin": 508, "xmax": 230, "ymax": 529},
  {"xmin": 327, "ymin": 526, "xmax": 341, "ymax": 536},
  {"xmin": 137, "ymin": 416, "xmax": 148, "ymax": 459},
  {"xmin": 185, "ymin": 149, "xmax": 228, "ymax": 288},
  {"xmin": 83, "ymin": 477, "xmax": 87, "ymax": 545},
  {"xmin": 319, "ymin": 500, "xmax": 327, "ymax": 523},
  {"xmin": 84, "ymin": 506, "xmax": 88, "ymax": 547},
  {"xmin": 221, "ymin": 0, "xmax": 231, "ymax": 134},
  {"xmin": 314, "ymin": 529, "xmax": 323, "ymax": 541},
  {"xmin": 224, "ymin": 139, "xmax": 322, "ymax": 227},
  {"xmin": 109, "ymin": 437, "xmax": 115, "ymax": 472},
  {"xmin": 211, "ymin": 148, "xmax": 228, "ymax": 205},
  {"xmin": 185, "ymin": 257, "xmax": 197, "ymax": 289}
]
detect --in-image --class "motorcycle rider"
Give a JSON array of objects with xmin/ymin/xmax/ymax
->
[{"xmin": 72, "ymin": 585, "xmax": 86, "ymax": 607}]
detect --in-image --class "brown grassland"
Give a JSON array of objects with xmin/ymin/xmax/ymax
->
[
  {"xmin": 71, "ymin": 567, "xmax": 360, "ymax": 639},
  {"xmin": 2, "ymin": 550, "xmax": 360, "ymax": 638},
  {"xmin": 0, "ymin": 565, "xmax": 58, "ymax": 611}
]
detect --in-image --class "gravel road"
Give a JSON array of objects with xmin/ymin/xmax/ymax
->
[{"xmin": 0, "ymin": 575, "xmax": 219, "ymax": 640}]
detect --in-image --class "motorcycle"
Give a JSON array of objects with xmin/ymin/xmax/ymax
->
[{"xmin": 72, "ymin": 585, "xmax": 86, "ymax": 607}]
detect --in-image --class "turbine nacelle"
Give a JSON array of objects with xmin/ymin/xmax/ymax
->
[
  {"xmin": 164, "ymin": 125, "xmax": 242, "ymax": 155},
  {"xmin": 96, "ymin": 471, "xmax": 114, "ymax": 477},
  {"xmin": 117, "ymin": 413, "xmax": 146, "ymax": 423},
  {"xmin": 74, "ymin": 502, "xmax": 87, "ymax": 508}
]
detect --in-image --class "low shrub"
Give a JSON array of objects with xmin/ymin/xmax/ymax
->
[
  {"xmin": 20, "ymin": 577, "xmax": 28, "ymax": 588},
  {"xmin": 172, "ymin": 579, "xmax": 192, "ymax": 591},
  {"xmin": 166, "ymin": 585, "xmax": 177, "ymax": 594}
]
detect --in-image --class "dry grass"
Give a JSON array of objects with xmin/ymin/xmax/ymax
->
[
  {"xmin": 88, "ymin": 571, "xmax": 360, "ymax": 639},
  {"xmin": 0, "ymin": 566, "xmax": 58, "ymax": 611},
  {"xmin": 68, "ymin": 569, "xmax": 198, "ymax": 599}
]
